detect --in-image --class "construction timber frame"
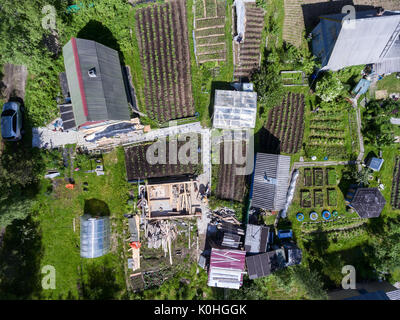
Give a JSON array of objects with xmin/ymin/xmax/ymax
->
[{"xmin": 145, "ymin": 179, "xmax": 202, "ymax": 220}]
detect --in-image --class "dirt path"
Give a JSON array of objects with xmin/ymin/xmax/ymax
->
[{"xmin": 1, "ymin": 63, "xmax": 28, "ymax": 101}]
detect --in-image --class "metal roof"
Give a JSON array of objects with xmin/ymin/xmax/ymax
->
[
  {"xmin": 375, "ymin": 57, "xmax": 400, "ymax": 74},
  {"xmin": 213, "ymin": 90, "xmax": 257, "ymax": 129},
  {"xmin": 244, "ymin": 224, "xmax": 270, "ymax": 254},
  {"xmin": 246, "ymin": 249, "xmax": 286, "ymax": 280},
  {"xmin": 386, "ymin": 289, "xmax": 400, "ymax": 300},
  {"xmin": 251, "ymin": 153, "xmax": 291, "ymax": 210},
  {"xmin": 350, "ymin": 188, "xmax": 386, "ymax": 218},
  {"xmin": 63, "ymin": 38, "xmax": 130, "ymax": 128},
  {"xmin": 246, "ymin": 253, "xmax": 271, "ymax": 280},
  {"xmin": 312, "ymin": 10, "xmax": 400, "ymax": 71},
  {"xmin": 367, "ymin": 157, "xmax": 384, "ymax": 171},
  {"xmin": 208, "ymin": 248, "xmax": 246, "ymax": 289}
]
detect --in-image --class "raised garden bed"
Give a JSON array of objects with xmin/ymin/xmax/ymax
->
[
  {"xmin": 326, "ymin": 168, "xmax": 337, "ymax": 186},
  {"xmin": 304, "ymin": 168, "xmax": 312, "ymax": 186},
  {"xmin": 313, "ymin": 168, "xmax": 324, "ymax": 187},
  {"xmin": 314, "ymin": 189, "xmax": 324, "ymax": 207},
  {"xmin": 327, "ymin": 188, "xmax": 337, "ymax": 206},
  {"xmin": 301, "ymin": 189, "xmax": 312, "ymax": 208}
]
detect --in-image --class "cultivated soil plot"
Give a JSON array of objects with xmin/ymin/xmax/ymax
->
[
  {"xmin": 306, "ymin": 110, "xmax": 348, "ymax": 159},
  {"xmin": 313, "ymin": 189, "xmax": 324, "ymax": 207},
  {"xmin": 135, "ymin": 0, "xmax": 195, "ymax": 123},
  {"xmin": 391, "ymin": 156, "xmax": 400, "ymax": 209},
  {"xmin": 234, "ymin": 2, "xmax": 265, "ymax": 80},
  {"xmin": 313, "ymin": 168, "xmax": 324, "ymax": 187},
  {"xmin": 194, "ymin": 0, "xmax": 227, "ymax": 63},
  {"xmin": 124, "ymin": 137, "xmax": 202, "ymax": 181},
  {"xmin": 215, "ymin": 140, "xmax": 249, "ymax": 202},
  {"xmin": 304, "ymin": 168, "xmax": 312, "ymax": 186},
  {"xmin": 262, "ymin": 92, "xmax": 305, "ymax": 154},
  {"xmin": 301, "ymin": 189, "xmax": 312, "ymax": 208}
]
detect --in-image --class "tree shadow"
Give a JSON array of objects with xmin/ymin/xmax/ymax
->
[
  {"xmin": 338, "ymin": 164, "xmax": 358, "ymax": 198},
  {"xmin": 256, "ymin": 127, "xmax": 281, "ymax": 154},
  {"xmin": 81, "ymin": 261, "xmax": 122, "ymax": 300},
  {"xmin": 364, "ymin": 150, "xmax": 377, "ymax": 165},
  {"xmin": 84, "ymin": 199, "xmax": 110, "ymax": 216},
  {"xmin": 208, "ymin": 81, "xmax": 235, "ymax": 119},
  {"xmin": 77, "ymin": 20, "xmax": 125, "ymax": 65},
  {"xmin": 301, "ymin": 1, "xmax": 376, "ymax": 34},
  {"xmin": 0, "ymin": 216, "xmax": 43, "ymax": 299}
]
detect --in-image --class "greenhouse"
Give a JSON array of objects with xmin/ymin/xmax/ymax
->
[
  {"xmin": 80, "ymin": 214, "xmax": 111, "ymax": 258},
  {"xmin": 212, "ymin": 89, "xmax": 257, "ymax": 129}
]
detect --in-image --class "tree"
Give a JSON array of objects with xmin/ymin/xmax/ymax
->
[
  {"xmin": 0, "ymin": 196, "xmax": 34, "ymax": 228},
  {"xmin": 362, "ymin": 99, "xmax": 399, "ymax": 147},
  {"xmin": 370, "ymin": 219, "xmax": 400, "ymax": 277},
  {"xmin": 315, "ymin": 71, "xmax": 344, "ymax": 102},
  {"xmin": 252, "ymin": 52, "xmax": 284, "ymax": 109},
  {"xmin": 354, "ymin": 167, "xmax": 373, "ymax": 186}
]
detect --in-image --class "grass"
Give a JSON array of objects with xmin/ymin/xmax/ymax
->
[
  {"xmin": 32, "ymin": 147, "xmax": 131, "ymax": 299},
  {"xmin": 187, "ymin": 0, "xmax": 234, "ymax": 127},
  {"xmin": 377, "ymin": 73, "xmax": 400, "ymax": 94}
]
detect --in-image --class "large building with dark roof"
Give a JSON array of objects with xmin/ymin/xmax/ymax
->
[
  {"xmin": 349, "ymin": 188, "xmax": 386, "ymax": 218},
  {"xmin": 312, "ymin": 10, "xmax": 400, "ymax": 72},
  {"xmin": 62, "ymin": 38, "xmax": 130, "ymax": 130},
  {"xmin": 251, "ymin": 153, "xmax": 291, "ymax": 211}
]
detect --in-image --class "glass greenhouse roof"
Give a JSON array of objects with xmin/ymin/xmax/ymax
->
[
  {"xmin": 213, "ymin": 90, "xmax": 257, "ymax": 129},
  {"xmin": 80, "ymin": 215, "xmax": 111, "ymax": 258}
]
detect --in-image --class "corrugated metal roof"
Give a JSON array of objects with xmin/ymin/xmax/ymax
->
[
  {"xmin": 312, "ymin": 10, "xmax": 400, "ymax": 71},
  {"xmin": 208, "ymin": 248, "xmax": 246, "ymax": 289},
  {"xmin": 386, "ymin": 289, "xmax": 400, "ymax": 300},
  {"xmin": 63, "ymin": 38, "xmax": 130, "ymax": 127},
  {"xmin": 213, "ymin": 90, "xmax": 257, "ymax": 129},
  {"xmin": 244, "ymin": 224, "xmax": 269, "ymax": 254},
  {"xmin": 251, "ymin": 153, "xmax": 291, "ymax": 210},
  {"xmin": 375, "ymin": 57, "xmax": 400, "ymax": 74},
  {"xmin": 246, "ymin": 253, "xmax": 271, "ymax": 280}
]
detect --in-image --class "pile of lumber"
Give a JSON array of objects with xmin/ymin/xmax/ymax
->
[
  {"xmin": 208, "ymin": 207, "xmax": 241, "ymax": 226},
  {"xmin": 146, "ymin": 221, "xmax": 178, "ymax": 256}
]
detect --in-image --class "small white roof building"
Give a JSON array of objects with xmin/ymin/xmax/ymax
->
[{"xmin": 213, "ymin": 90, "xmax": 257, "ymax": 129}]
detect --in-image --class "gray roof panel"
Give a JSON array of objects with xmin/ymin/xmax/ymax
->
[
  {"xmin": 252, "ymin": 153, "xmax": 291, "ymax": 211},
  {"xmin": 63, "ymin": 38, "xmax": 130, "ymax": 127}
]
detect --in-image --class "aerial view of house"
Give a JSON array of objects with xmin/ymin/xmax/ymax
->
[{"xmin": 2, "ymin": 0, "xmax": 400, "ymax": 308}]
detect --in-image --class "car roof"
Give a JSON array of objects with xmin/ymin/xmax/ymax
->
[
  {"xmin": 2, "ymin": 101, "xmax": 19, "ymax": 109},
  {"xmin": 1, "ymin": 114, "xmax": 15, "ymax": 138}
]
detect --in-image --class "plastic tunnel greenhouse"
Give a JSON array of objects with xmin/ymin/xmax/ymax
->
[{"xmin": 80, "ymin": 214, "xmax": 111, "ymax": 258}]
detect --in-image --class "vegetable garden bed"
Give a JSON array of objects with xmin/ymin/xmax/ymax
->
[
  {"xmin": 262, "ymin": 92, "xmax": 305, "ymax": 154},
  {"xmin": 313, "ymin": 189, "xmax": 324, "ymax": 207},
  {"xmin": 326, "ymin": 168, "xmax": 337, "ymax": 185},
  {"xmin": 313, "ymin": 168, "xmax": 324, "ymax": 186},
  {"xmin": 327, "ymin": 188, "xmax": 337, "ymax": 206},
  {"xmin": 301, "ymin": 189, "xmax": 312, "ymax": 208},
  {"xmin": 135, "ymin": 0, "xmax": 195, "ymax": 123}
]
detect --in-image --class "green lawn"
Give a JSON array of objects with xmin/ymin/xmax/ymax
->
[
  {"xmin": 32, "ymin": 148, "xmax": 131, "ymax": 299},
  {"xmin": 377, "ymin": 73, "xmax": 400, "ymax": 94},
  {"xmin": 186, "ymin": 0, "xmax": 234, "ymax": 127}
]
